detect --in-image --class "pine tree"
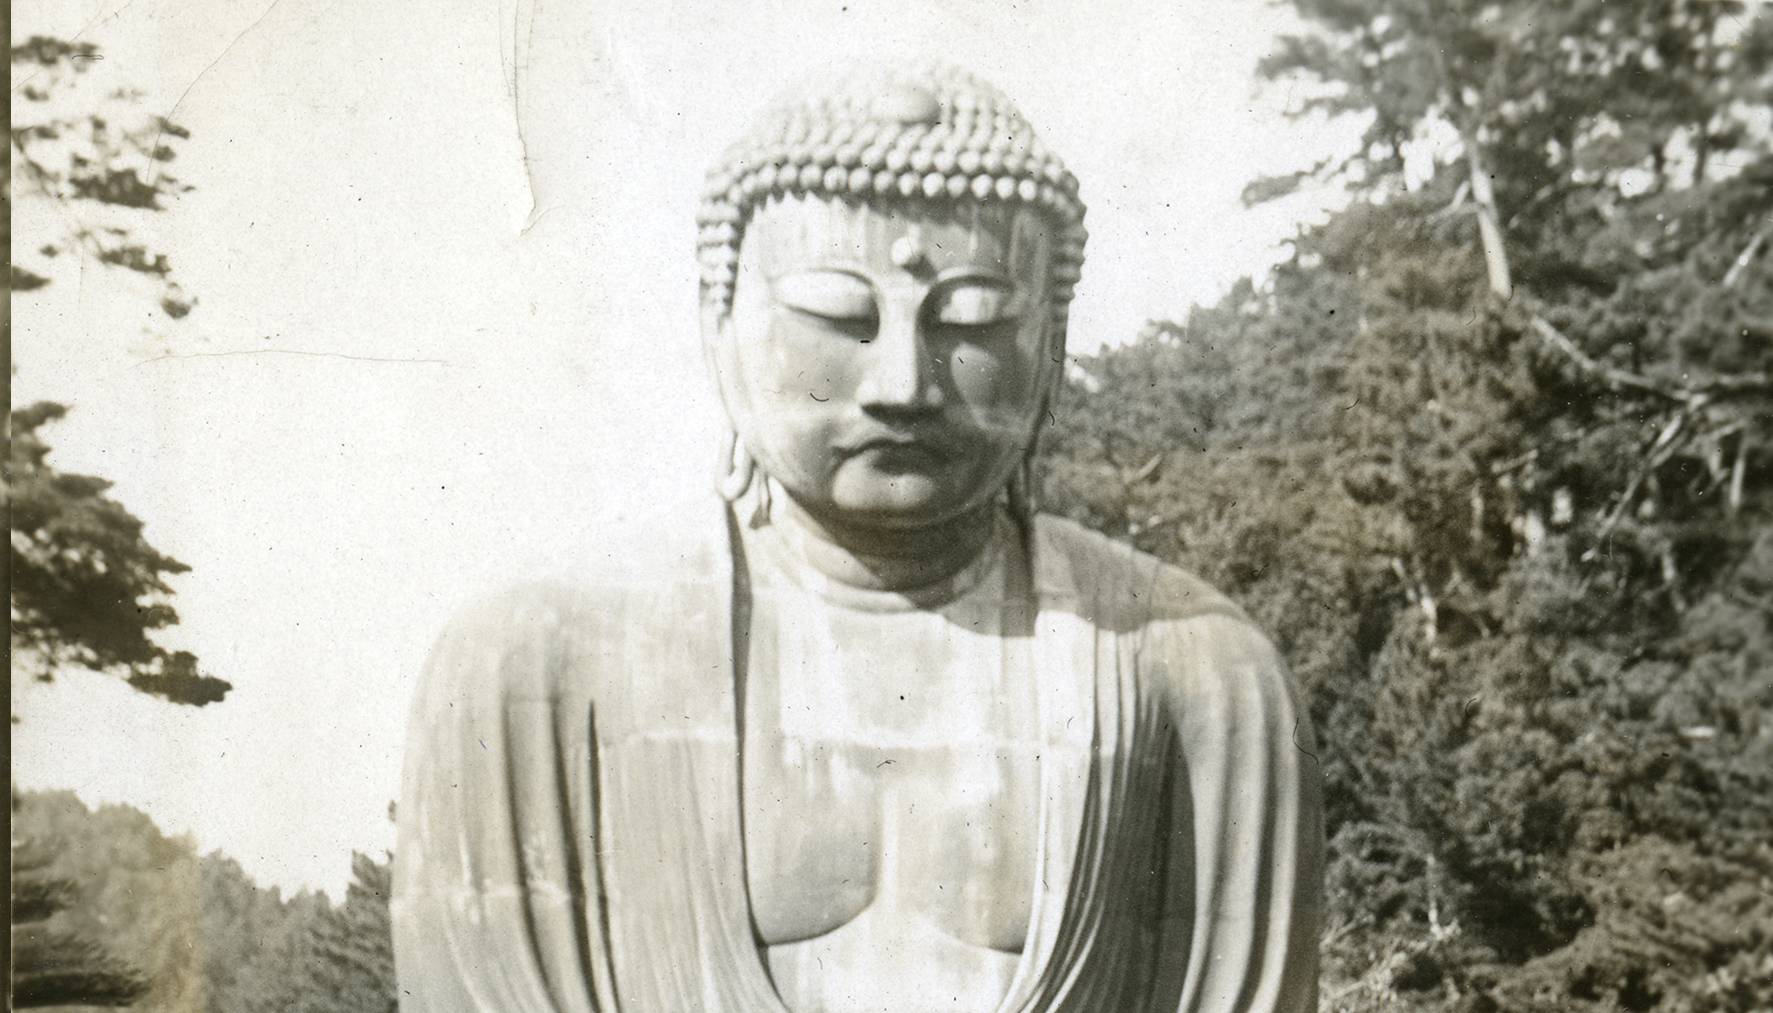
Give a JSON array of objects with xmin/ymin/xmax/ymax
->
[
  {"xmin": 9, "ymin": 36, "xmax": 225, "ymax": 708},
  {"xmin": 10, "ymin": 837, "xmax": 149, "ymax": 1008},
  {"xmin": 9, "ymin": 402, "xmax": 231, "ymax": 706},
  {"xmin": 296, "ymin": 852, "xmax": 397, "ymax": 1013},
  {"xmin": 9, "ymin": 789, "xmax": 206, "ymax": 1011},
  {"xmin": 1044, "ymin": 1, "xmax": 1773, "ymax": 1008}
]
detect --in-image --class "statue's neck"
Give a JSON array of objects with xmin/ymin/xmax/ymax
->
[{"xmin": 741, "ymin": 480, "xmax": 998, "ymax": 596}]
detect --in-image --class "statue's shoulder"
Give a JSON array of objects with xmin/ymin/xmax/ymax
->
[
  {"xmin": 1030, "ymin": 513, "xmax": 1249, "ymax": 627},
  {"xmin": 418, "ymin": 514, "xmax": 730, "ymax": 704},
  {"xmin": 1030, "ymin": 512, "xmax": 1288, "ymax": 689},
  {"xmin": 443, "ymin": 519, "xmax": 724, "ymax": 622}
]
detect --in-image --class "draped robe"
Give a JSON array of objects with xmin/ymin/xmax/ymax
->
[{"xmin": 392, "ymin": 509, "xmax": 1322, "ymax": 1012}]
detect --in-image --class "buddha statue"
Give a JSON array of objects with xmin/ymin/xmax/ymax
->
[{"xmin": 392, "ymin": 63, "xmax": 1322, "ymax": 1013}]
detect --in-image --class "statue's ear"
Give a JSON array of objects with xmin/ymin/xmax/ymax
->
[{"xmin": 701, "ymin": 304, "xmax": 741, "ymax": 415}]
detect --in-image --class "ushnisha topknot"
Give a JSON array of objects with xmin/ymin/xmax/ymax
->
[{"xmin": 696, "ymin": 62, "xmax": 1087, "ymax": 339}]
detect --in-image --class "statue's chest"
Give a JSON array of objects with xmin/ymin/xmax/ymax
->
[{"xmin": 739, "ymin": 590, "xmax": 1044, "ymax": 953}]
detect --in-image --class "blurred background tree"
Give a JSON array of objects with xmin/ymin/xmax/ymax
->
[
  {"xmin": 296, "ymin": 852, "xmax": 398, "ymax": 1013},
  {"xmin": 8, "ymin": 36, "xmax": 227, "ymax": 709},
  {"xmin": 9, "ymin": 35, "xmax": 195, "ymax": 316},
  {"xmin": 9, "ymin": 790, "xmax": 204, "ymax": 1011},
  {"xmin": 201, "ymin": 845, "xmax": 396, "ymax": 1013},
  {"xmin": 11, "ymin": 836, "xmax": 151, "ymax": 1008},
  {"xmin": 10, "ymin": 34, "xmax": 233, "ymax": 1011},
  {"xmin": 9, "ymin": 787, "xmax": 400, "ymax": 1013},
  {"xmin": 200, "ymin": 853, "xmax": 331, "ymax": 1013},
  {"xmin": 9, "ymin": 399, "xmax": 232, "ymax": 707},
  {"xmin": 1045, "ymin": 0, "xmax": 1772, "ymax": 1009}
]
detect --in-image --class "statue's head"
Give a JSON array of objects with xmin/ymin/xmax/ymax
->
[{"xmin": 699, "ymin": 63, "xmax": 1085, "ymax": 533}]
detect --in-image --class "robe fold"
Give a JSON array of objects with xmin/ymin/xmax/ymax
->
[{"xmin": 392, "ymin": 510, "xmax": 1322, "ymax": 1012}]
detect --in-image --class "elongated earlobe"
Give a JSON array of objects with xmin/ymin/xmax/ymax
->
[
  {"xmin": 717, "ymin": 428, "xmax": 756, "ymax": 503},
  {"xmin": 751, "ymin": 472, "xmax": 773, "ymax": 528}
]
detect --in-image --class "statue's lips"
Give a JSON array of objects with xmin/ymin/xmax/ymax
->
[{"xmin": 842, "ymin": 435, "xmax": 958, "ymax": 467}]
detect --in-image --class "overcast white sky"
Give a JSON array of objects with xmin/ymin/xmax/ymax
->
[{"xmin": 11, "ymin": 0, "xmax": 1360, "ymax": 898}]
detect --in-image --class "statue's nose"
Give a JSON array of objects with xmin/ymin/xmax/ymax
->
[{"xmin": 858, "ymin": 307, "xmax": 942, "ymax": 411}]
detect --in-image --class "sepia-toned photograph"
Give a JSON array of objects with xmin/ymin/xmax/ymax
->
[{"xmin": 10, "ymin": 1, "xmax": 1771, "ymax": 1011}]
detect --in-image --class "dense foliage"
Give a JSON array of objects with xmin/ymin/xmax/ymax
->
[
  {"xmin": 11, "ymin": 840, "xmax": 150, "ymax": 1008},
  {"xmin": 203, "ymin": 849, "xmax": 396, "ymax": 1013},
  {"xmin": 10, "ymin": 790, "xmax": 204, "ymax": 1011},
  {"xmin": 8, "ymin": 788, "xmax": 397, "ymax": 1013},
  {"xmin": 1044, "ymin": 0, "xmax": 1772, "ymax": 1009},
  {"xmin": 296, "ymin": 852, "xmax": 398, "ymax": 1013}
]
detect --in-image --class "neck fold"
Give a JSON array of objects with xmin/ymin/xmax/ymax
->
[{"xmin": 737, "ymin": 477, "xmax": 1005, "ymax": 605}]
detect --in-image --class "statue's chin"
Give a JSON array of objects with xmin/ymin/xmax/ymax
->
[
  {"xmin": 753, "ymin": 449, "xmax": 1013, "ymax": 541},
  {"xmin": 822, "ymin": 469, "xmax": 982, "ymax": 531}
]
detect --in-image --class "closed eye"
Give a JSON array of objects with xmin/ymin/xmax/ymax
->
[
  {"xmin": 931, "ymin": 280, "xmax": 1019, "ymax": 327},
  {"xmin": 773, "ymin": 270, "xmax": 878, "ymax": 325}
]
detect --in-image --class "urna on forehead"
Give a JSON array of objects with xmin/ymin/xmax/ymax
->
[{"xmin": 695, "ymin": 62, "xmax": 1087, "ymax": 334}]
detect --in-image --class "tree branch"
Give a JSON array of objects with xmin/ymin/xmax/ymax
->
[
  {"xmin": 1465, "ymin": 139, "xmax": 1513, "ymax": 300},
  {"xmin": 1597, "ymin": 405, "xmax": 1697, "ymax": 539},
  {"xmin": 1721, "ymin": 224, "xmax": 1770, "ymax": 289},
  {"xmin": 1525, "ymin": 314, "xmax": 1773, "ymax": 402}
]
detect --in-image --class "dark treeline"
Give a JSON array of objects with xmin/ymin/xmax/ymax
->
[
  {"xmin": 1042, "ymin": 0, "xmax": 1772, "ymax": 1009},
  {"xmin": 9, "ymin": 789, "xmax": 395, "ymax": 1013}
]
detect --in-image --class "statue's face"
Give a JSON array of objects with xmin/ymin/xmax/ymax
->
[{"xmin": 710, "ymin": 194, "xmax": 1057, "ymax": 532}]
